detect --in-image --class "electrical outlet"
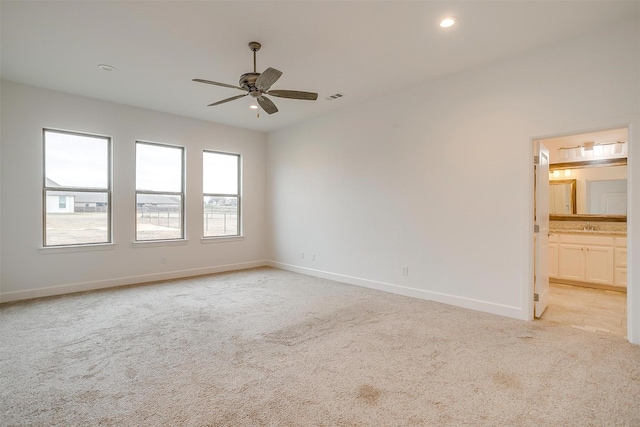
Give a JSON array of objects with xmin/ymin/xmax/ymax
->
[
  {"xmin": 402, "ymin": 266, "xmax": 408, "ymax": 276},
  {"xmin": 300, "ymin": 252, "xmax": 305, "ymax": 259},
  {"xmin": 312, "ymin": 254, "xmax": 316, "ymax": 261},
  {"xmin": 161, "ymin": 256, "xmax": 166, "ymax": 264}
]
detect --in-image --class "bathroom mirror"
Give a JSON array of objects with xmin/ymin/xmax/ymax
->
[
  {"xmin": 549, "ymin": 179, "xmax": 576, "ymax": 214},
  {"xmin": 549, "ymin": 158, "xmax": 627, "ymax": 222}
]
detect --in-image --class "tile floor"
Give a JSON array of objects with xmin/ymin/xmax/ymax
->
[{"xmin": 540, "ymin": 283, "xmax": 627, "ymax": 338}]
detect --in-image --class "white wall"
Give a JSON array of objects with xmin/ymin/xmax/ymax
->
[
  {"xmin": 0, "ymin": 81, "xmax": 268, "ymax": 301},
  {"xmin": 266, "ymin": 19, "xmax": 640, "ymax": 342}
]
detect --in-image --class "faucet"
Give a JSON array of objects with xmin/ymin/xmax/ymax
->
[{"xmin": 582, "ymin": 222, "xmax": 598, "ymax": 231}]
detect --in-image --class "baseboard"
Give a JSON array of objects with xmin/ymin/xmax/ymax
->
[
  {"xmin": 550, "ymin": 279, "xmax": 627, "ymax": 293},
  {"xmin": 0, "ymin": 260, "xmax": 269, "ymax": 303},
  {"xmin": 2, "ymin": 260, "xmax": 524, "ymax": 319},
  {"xmin": 267, "ymin": 261, "xmax": 523, "ymax": 319}
]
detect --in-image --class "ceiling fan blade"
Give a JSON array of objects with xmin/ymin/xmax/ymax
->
[
  {"xmin": 193, "ymin": 79, "xmax": 244, "ymax": 91},
  {"xmin": 255, "ymin": 67, "xmax": 282, "ymax": 91},
  {"xmin": 208, "ymin": 93, "xmax": 248, "ymax": 106},
  {"xmin": 266, "ymin": 90, "xmax": 318, "ymax": 101},
  {"xmin": 257, "ymin": 96, "xmax": 278, "ymax": 114}
]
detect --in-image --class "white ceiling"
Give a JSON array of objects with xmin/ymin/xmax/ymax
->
[{"xmin": 2, "ymin": 1, "xmax": 638, "ymax": 133}]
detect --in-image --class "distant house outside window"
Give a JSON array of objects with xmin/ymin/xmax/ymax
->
[
  {"xmin": 135, "ymin": 141, "xmax": 185, "ymax": 241},
  {"xmin": 43, "ymin": 129, "xmax": 111, "ymax": 246},
  {"xmin": 203, "ymin": 151, "xmax": 241, "ymax": 237}
]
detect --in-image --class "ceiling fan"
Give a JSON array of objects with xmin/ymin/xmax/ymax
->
[{"xmin": 193, "ymin": 42, "xmax": 318, "ymax": 115}]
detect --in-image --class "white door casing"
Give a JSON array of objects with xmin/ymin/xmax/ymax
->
[{"xmin": 535, "ymin": 141, "xmax": 550, "ymax": 317}]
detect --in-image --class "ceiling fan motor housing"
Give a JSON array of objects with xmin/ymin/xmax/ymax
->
[{"xmin": 240, "ymin": 72, "xmax": 261, "ymax": 95}]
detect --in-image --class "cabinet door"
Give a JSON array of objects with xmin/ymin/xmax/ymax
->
[
  {"xmin": 584, "ymin": 245, "xmax": 614, "ymax": 285},
  {"xmin": 548, "ymin": 243, "xmax": 558, "ymax": 279},
  {"xmin": 615, "ymin": 248, "xmax": 627, "ymax": 268},
  {"xmin": 558, "ymin": 244, "xmax": 584, "ymax": 281},
  {"xmin": 615, "ymin": 268, "xmax": 627, "ymax": 287},
  {"xmin": 614, "ymin": 248, "xmax": 627, "ymax": 287}
]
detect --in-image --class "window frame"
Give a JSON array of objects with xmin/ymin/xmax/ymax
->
[
  {"xmin": 42, "ymin": 128, "xmax": 112, "ymax": 247},
  {"xmin": 202, "ymin": 150, "xmax": 242, "ymax": 239},
  {"xmin": 135, "ymin": 140, "xmax": 186, "ymax": 242}
]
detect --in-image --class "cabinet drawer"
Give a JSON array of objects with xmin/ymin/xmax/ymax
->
[
  {"xmin": 615, "ymin": 248, "xmax": 627, "ymax": 268},
  {"xmin": 615, "ymin": 267, "xmax": 627, "ymax": 288},
  {"xmin": 559, "ymin": 234, "xmax": 615, "ymax": 246}
]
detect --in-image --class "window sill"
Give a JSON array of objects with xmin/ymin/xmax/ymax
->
[
  {"xmin": 132, "ymin": 239, "xmax": 189, "ymax": 248},
  {"xmin": 201, "ymin": 235, "xmax": 245, "ymax": 244},
  {"xmin": 39, "ymin": 243, "xmax": 116, "ymax": 254}
]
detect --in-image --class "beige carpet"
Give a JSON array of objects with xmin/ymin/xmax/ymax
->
[{"xmin": 1, "ymin": 267, "xmax": 639, "ymax": 426}]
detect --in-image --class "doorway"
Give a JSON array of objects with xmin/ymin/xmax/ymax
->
[{"xmin": 533, "ymin": 127, "xmax": 628, "ymax": 338}]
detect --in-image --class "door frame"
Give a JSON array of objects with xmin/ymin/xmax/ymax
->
[
  {"xmin": 525, "ymin": 121, "xmax": 636, "ymax": 344},
  {"xmin": 534, "ymin": 140, "xmax": 550, "ymax": 317}
]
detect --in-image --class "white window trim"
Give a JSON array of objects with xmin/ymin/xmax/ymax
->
[
  {"xmin": 202, "ymin": 150, "xmax": 242, "ymax": 239},
  {"xmin": 135, "ymin": 140, "xmax": 186, "ymax": 242},
  {"xmin": 42, "ymin": 128, "xmax": 112, "ymax": 247}
]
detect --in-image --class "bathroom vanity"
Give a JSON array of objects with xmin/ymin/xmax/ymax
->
[{"xmin": 549, "ymin": 231, "xmax": 627, "ymax": 290}]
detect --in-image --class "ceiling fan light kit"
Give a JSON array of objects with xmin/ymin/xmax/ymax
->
[{"xmin": 193, "ymin": 41, "xmax": 318, "ymax": 115}]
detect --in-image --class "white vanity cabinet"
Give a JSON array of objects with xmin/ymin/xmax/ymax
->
[
  {"xmin": 555, "ymin": 234, "xmax": 619, "ymax": 287},
  {"xmin": 615, "ymin": 237, "xmax": 627, "ymax": 288},
  {"xmin": 548, "ymin": 234, "xmax": 559, "ymax": 279}
]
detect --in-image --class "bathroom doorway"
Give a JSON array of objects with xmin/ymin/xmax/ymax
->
[{"xmin": 533, "ymin": 127, "xmax": 628, "ymax": 338}]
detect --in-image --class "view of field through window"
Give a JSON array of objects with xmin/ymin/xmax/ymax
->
[
  {"xmin": 43, "ymin": 130, "xmax": 111, "ymax": 246},
  {"xmin": 203, "ymin": 151, "xmax": 240, "ymax": 237},
  {"xmin": 136, "ymin": 142, "xmax": 184, "ymax": 241},
  {"xmin": 43, "ymin": 131, "xmax": 241, "ymax": 246}
]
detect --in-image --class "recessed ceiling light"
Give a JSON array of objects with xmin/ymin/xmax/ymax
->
[
  {"xmin": 439, "ymin": 17, "xmax": 457, "ymax": 28},
  {"xmin": 249, "ymin": 105, "xmax": 259, "ymax": 110},
  {"xmin": 97, "ymin": 64, "xmax": 116, "ymax": 72}
]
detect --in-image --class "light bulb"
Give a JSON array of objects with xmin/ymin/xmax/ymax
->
[
  {"xmin": 593, "ymin": 145, "xmax": 604, "ymax": 156},
  {"xmin": 439, "ymin": 17, "xmax": 457, "ymax": 28}
]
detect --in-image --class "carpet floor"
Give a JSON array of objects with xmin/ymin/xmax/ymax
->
[{"xmin": 1, "ymin": 267, "xmax": 639, "ymax": 426}]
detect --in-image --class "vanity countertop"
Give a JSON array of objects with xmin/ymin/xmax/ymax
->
[{"xmin": 549, "ymin": 229, "xmax": 626, "ymax": 237}]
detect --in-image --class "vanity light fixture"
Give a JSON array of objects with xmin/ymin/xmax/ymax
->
[
  {"xmin": 613, "ymin": 142, "xmax": 624, "ymax": 154},
  {"xmin": 439, "ymin": 17, "xmax": 457, "ymax": 28},
  {"xmin": 552, "ymin": 170, "xmax": 560, "ymax": 178},
  {"xmin": 564, "ymin": 170, "xmax": 571, "ymax": 177},
  {"xmin": 558, "ymin": 140, "xmax": 626, "ymax": 159}
]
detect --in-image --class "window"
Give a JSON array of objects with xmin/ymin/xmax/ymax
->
[
  {"xmin": 43, "ymin": 129, "xmax": 111, "ymax": 246},
  {"xmin": 203, "ymin": 151, "xmax": 240, "ymax": 237},
  {"xmin": 136, "ymin": 141, "xmax": 184, "ymax": 241}
]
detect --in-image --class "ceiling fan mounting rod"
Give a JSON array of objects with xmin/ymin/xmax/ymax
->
[{"xmin": 248, "ymin": 41, "xmax": 261, "ymax": 73}]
